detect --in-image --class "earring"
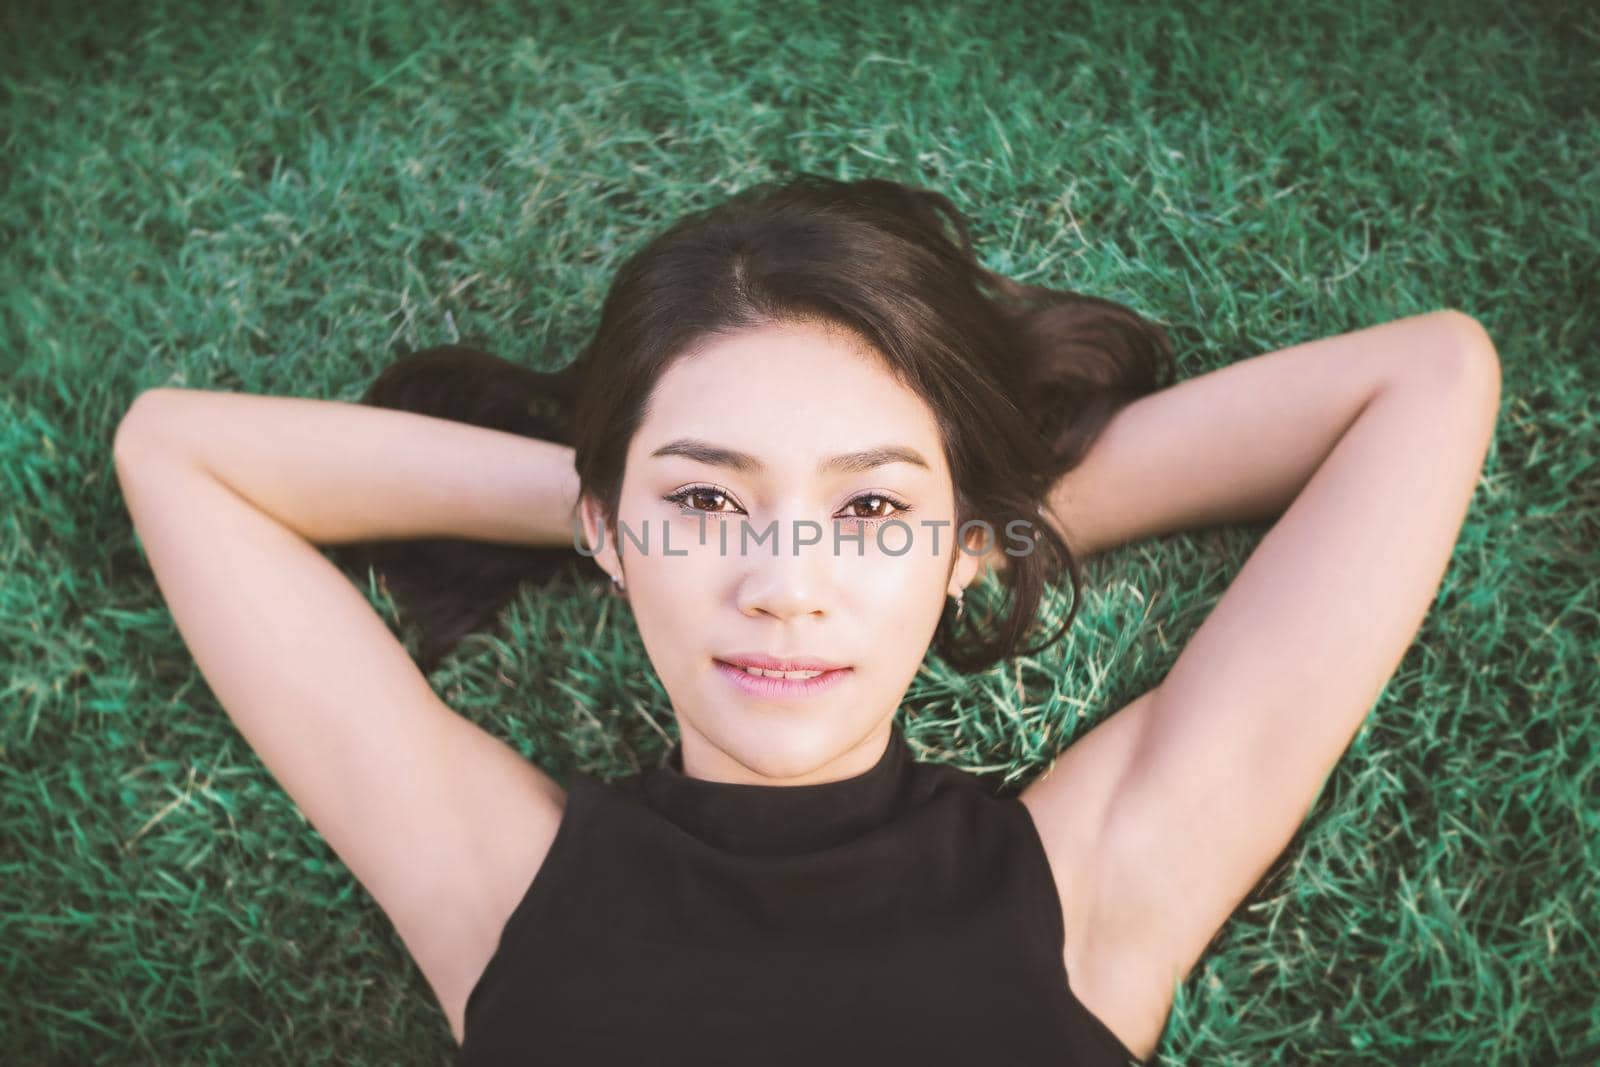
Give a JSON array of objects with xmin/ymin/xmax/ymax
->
[
  {"xmin": 611, "ymin": 574, "xmax": 626, "ymax": 594},
  {"xmin": 950, "ymin": 590, "xmax": 964, "ymax": 621}
]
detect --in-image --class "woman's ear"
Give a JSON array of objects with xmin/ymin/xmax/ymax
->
[
  {"xmin": 947, "ymin": 522, "xmax": 988, "ymax": 597},
  {"xmin": 577, "ymin": 493, "xmax": 624, "ymax": 584}
]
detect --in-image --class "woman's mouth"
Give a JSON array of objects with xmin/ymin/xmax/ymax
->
[{"xmin": 713, "ymin": 659, "xmax": 854, "ymax": 700}]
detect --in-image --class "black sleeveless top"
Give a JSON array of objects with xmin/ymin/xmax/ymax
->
[{"xmin": 456, "ymin": 722, "xmax": 1144, "ymax": 1066}]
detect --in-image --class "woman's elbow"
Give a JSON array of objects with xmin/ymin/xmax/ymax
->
[
  {"xmin": 1419, "ymin": 310, "xmax": 1502, "ymax": 434},
  {"xmin": 112, "ymin": 389, "xmax": 178, "ymax": 469},
  {"xmin": 1439, "ymin": 311, "xmax": 1501, "ymax": 389}
]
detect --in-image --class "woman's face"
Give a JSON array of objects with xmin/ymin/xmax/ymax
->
[{"xmin": 581, "ymin": 319, "xmax": 982, "ymax": 785}]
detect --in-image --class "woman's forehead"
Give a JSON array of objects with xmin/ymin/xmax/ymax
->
[{"xmin": 634, "ymin": 323, "xmax": 947, "ymax": 469}]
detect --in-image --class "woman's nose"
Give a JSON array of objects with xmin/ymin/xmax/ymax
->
[{"xmin": 732, "ymin": 520, "xmax": 837, "ymax": 620}]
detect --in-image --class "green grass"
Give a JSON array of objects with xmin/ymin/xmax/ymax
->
[{"xmin": 3, "ymin": 0, "xmax": 1596, "ymax": 1062}]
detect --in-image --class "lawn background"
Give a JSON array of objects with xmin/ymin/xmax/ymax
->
[{"xmin": 2, "ymin": 0, "xmax": 1596, "ymax": 1063}]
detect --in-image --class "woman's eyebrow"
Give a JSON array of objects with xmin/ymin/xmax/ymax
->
[{"xmin": 649, "ymin": 438, "xmax": 931, "ymax": 475}]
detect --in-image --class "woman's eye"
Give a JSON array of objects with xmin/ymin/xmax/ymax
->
[
  {"xmin": 667, "ymin": 487, "xmax": 737, "ymax": 515},
  {"xmin": 841, "ymin": 493, "xmax": 910, "ymax": 523}
]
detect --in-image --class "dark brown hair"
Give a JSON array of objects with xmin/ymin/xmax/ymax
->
[{"xmin": 335, "ymin": 173, "xmax": 1175, "ymax": 676}]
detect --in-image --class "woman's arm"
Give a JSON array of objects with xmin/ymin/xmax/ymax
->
[
  {"xmin": 1036, "ymin": 308, "xmax": 1496, "ymax": 559},
  {"xmin": 1018, "ymin": 308, "xmax": 1501, "ymax": 1058},
  {"xmin": 117, "ymin": 387, "xmax": 583, "ymax": 547},
  {"xmin": 112, "ymin": 389, "xmax": 586, "ymax": 1043}
]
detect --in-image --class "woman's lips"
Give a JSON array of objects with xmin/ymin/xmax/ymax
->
[{"xmin": 713, "ymin": 659, "xmax": 853, "ymax": 700}]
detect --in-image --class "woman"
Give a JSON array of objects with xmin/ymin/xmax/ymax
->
[{"xmin": 112, "ymin": 174, "xmax": 1501, "ymax": 1065}]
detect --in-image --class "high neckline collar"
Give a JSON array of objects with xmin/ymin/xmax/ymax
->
[{"xmin": 641, "ymin": 722, "xmax": 913, "ymax": 856}]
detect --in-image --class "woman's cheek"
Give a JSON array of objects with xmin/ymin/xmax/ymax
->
[{"xmin": 846, "ymin": 539, "xmax": 934, "ymax": 604}]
